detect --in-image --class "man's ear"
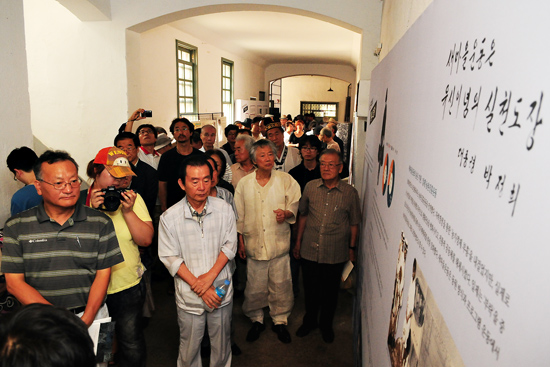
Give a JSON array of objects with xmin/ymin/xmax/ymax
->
[
  {"xmin": 35, "ymin": 180, "xmax": 44, "ymax": 196},
  {"xmin": 178, "ymin": 178, "xmax": 186, "ymax": 192}
]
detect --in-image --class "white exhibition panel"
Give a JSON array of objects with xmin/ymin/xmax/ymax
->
[{"xmin": 361, "ymin": 1, "xmax": 549, "ymax": 366}]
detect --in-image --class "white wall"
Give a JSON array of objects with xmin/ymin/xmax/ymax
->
[
  {"xmin": 280, "ymin": 76, "xmax": 350, "ymax": 122},
  {"xmin": 133, "ymin": 25, "xmax": 265, "ymax": 130},
  {"xmin": 0, "ymin": 0, "xmax": 33, "ymax": 225},
  {"xmin": 23, "ymin": 0, "xmax": 128, "ymax": 179}
]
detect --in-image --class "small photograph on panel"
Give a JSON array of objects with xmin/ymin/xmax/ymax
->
[{"xmin": 387, "ymin": 251, "xmax": 465, "ymax": 367}]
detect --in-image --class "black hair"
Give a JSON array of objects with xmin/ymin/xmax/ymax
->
[
  {"xmin": 33, "ymin": 150, "xmax": 79, "ymax": 181},
  {"xmin": 252, "ymin": 116, "xmax": 262, "ymax": 124},
  {"xmin": 191, "ymin": 131, "xmax": 202, "ymax": 144},
  {"xmin": 135, "ymin": 124, "xmax": 158, "ymax": 139},
  {"xmin": 0, "ymin": 304, "xmax": 95, "ymax": 367},
  {"xmin": 224, "ymin": 124, "xmax": 239, "ymax": 137},
  {"xmin": 298, "ymin": 134, "xmax": 323, "ymax": 152},
  {"xmin": 114, "ymin": 132, "xmax": 140, "ymax": 147},
  {"xmin": 156, "ymin": 126, "xmax": 167, "ymax": 135},
  {"xmin": 178, "ymin": 155, "xmax": 213, "ymax": 183},
  {"xmin": 237, "ymin": 129, "xmax": 252, "ymax": 136},
  {"xmin": 6, "ymin": 147, "xmax": 38, "ymax": 174},
  {"xmin": 170, "ymin": 117, "xmax": 195, "ymax": 134},
  {"xmin": 205, "ymin": 149, "xmax": 227, "ymax": 179}
]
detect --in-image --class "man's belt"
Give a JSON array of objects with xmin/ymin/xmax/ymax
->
[{"xmin": 69, "ymin": 305, "xmax": 86, "ymax": 314}]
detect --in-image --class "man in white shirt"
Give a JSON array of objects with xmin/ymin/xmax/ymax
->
[
  {"xmin": 234, "ymin": 139, "xmax": 301, "ymax": 344},
  {"xmin": 158, "ymin": 155, "xmax": 237, "ymax": 367},
  {"xmin": 265, "ymin": 121, "xmax": 301, "ymax": 173}
]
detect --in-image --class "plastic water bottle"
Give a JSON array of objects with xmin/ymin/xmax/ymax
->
[{"xmin": 215, "ymin": 279, "xmax": 230, "ymax": 298}]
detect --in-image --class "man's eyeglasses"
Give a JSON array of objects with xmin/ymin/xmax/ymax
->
[
  {"xmin": 174, "ymin": 127, "xmax": 189, "ymax": 133},
  {"xmin": 319, "ymin": 162, "xmax": 341, "ymax": 169},
  {"xmin": 301, "ymin": 147, "xmax": 317, "ymax": 152},
  {"xmin": 138, "ymin": 129, "xmax": 154, "ymax": 135},
  {"xmin": 39, "ymin": 178, "xmax": 82, "ymax": 190}
]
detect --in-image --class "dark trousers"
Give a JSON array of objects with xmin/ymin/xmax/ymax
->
[
  {"xmin": 106, "ymin": 279, "xmax": 147, "ymax": 367},
  {"xmin": 301, "ymin": 259, "xmax": 346, "ymax": 331}
]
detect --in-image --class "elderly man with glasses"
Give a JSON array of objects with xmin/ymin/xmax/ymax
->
[{"xmin": 293, "ymin": 149, "xmax": 361, "ymax": 344}]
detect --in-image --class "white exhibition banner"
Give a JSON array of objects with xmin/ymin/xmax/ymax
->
[{"xmin": 360, "ymin": 0, "xmax": 549, "ymax": 366}]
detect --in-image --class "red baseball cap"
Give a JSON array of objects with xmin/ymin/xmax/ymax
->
[{"xmin": 93, "ymin": 147, "xmax": 136, "ymax": 178}]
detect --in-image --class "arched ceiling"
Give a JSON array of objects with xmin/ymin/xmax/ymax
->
[{"xmin": 159, "ymin": 11, "xmax": 362, "ymax": 67}]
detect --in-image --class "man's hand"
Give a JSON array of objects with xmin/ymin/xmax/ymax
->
[
  {"xmin": 293, "ymin": 242, "xmax": 301, "ymax": 260},
  {"xmin": 273, "ymin": 209, "xmax": 288, "ymax": 224},
  {"xmin": 191, "ymin": 273, "xmax": 216, "ymax": 297},
  {"xmin": 238, "ymin": 241, "xmax": 246, "ymax": 259},
  {"xmin": 201, "ymin": 287, "xmax": 222, "ymax": 309},
  {"xmin": 349, "ymin": 248, "xmax": 356, "ymax": 262},
  {"xmin": 129, "ymin": 108, "xmax": 146, "ymax": 123}
]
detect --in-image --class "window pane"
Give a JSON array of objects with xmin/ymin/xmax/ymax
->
[
  {"xmin": 179, "ymin": 82, "xmax": 184, "ymax": 96},
  {"xmin": 184, "ymin": 65, "xmax": 193, "ymax": 80},
  {"xmin": 186, "ymin": 99, "xmax": 193, "ymax": 112},
  {"xmin": 181, "ymin": 51, "xmax": 190, "ymax": 62},
  {"xmin": 185, "ymin": 81, "xmax": 193, "ymax": 96}
]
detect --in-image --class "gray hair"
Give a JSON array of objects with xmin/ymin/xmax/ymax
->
[
  {"xmin": 235, "ymin": 134, "xmax": 255, "ymax": 153},
  {"xmin": 319, "ymin": 149, "xmax": 342, "ymax": 164},
  {"xmin": 320, "ymin": 127, "xmax": 333, "ymax": 139},
  {"xmin": 250, "ymin": 139, "xmax": 277, "ymax": 164}
]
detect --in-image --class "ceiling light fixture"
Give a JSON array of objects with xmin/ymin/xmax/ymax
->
[{"xmin": 328, "ymin": 78, "xmax": 333, "ymax": 92}]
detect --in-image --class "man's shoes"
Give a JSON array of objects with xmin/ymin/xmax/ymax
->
[
  {"xmin": 321, "ymin": 328, "xmax": 335, "ymax": 343},
  {"xmin": 272, "ymin": 324, "xmax": 292, "ymax": 344},
  {"xmin": 246, "ymin": 322, "xmax": 266, "ymax": 342},
  {"xmin": 231, "ymin": 343, "xmax": 242, "ymax": 356},
  {"xmin": 295, "ymin": 323, "xmax": 318, "ymax": 337}
]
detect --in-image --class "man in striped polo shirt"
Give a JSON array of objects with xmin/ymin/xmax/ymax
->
[{"xmin": 2, "ymin": 150, "xmax": 123, "ymax": 327}]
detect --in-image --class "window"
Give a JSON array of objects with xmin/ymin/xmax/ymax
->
[
  {"xmin": 301, "ymin": 102, "xmax": 338, "ymax": 118},
  {"xmin": 221, "ymin": 59, "xmax": 234, "ymax": 123},
  {"xmin": 177, "ymin": 41, "xmax": 198, "ymax": 118}
]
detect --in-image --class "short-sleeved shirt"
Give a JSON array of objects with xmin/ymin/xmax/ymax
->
[
  {"xmin": 298, "ymin": 179, "xmax": 361, "ymax": 264},
  {"xmin": 138, "ymin": 147, "xmax": 161, "ymax": 170},
  {"xmin": 1, "ymin": 203, "xmax": 123, "ymax": 309},
  {"xmin": 289, "ymin": 162, "xmax": 322, "ymax": 194},
  {"xmin": 158, "ymin": 196, "xmax": 237, "ymax": 315},
  {"xmin": 130, "ymin": 159, "xmax": 159, "ymax": 217},
  {"xmin": 230, "ymin": 163, "xmax": 256, "ymax": 190},
  {"xmin": 11, "ymin": 184, "xmax": 42, "ymax": 216},
  {"xmin": 275, "ymin": 146, "xmax": 301, "ymax": 173},
  {"xmin": 158, "ymin": 147, "xmax": 204, "ymax": 209},
  {"xmin": 235, "ymin": 170, "xmax": 301, "ymax": 260}
]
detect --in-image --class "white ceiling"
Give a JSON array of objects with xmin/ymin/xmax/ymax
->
[{"xmin": 168, "ymin": 11, "xmax": 362, "ymax": 67}]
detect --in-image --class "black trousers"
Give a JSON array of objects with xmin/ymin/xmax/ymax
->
[{"xmin": 301, "ymin": 259, "xmax": 346, "ymax": 331}]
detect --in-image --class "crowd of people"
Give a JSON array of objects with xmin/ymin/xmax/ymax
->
[{"xmin": 2, "ymin": 110, "xmax": 361, "ymax": 367}]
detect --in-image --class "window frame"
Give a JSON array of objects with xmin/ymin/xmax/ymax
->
[
  {"xmin": 176, "ymin": 40, "xmax": 198, "ymax": 118},
  {"xmin": 221, "ymin": 58, "xmax": 234, "ymax": 123}
]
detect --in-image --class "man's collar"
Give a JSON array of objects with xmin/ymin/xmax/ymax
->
[
  {"xmin": 36, "ymin": 202, "xmax": 85, "ymax": 224},
  {"xmin": 317, "ymin": 178, "xmax": 343, "ymax": 191},
  {"xmin": 140, "ymin": 146, "xmax": 159, "ymax": 156},
  {"xmin": 183, "ymin": 197, "xmax": 211, "ymax": 217}
]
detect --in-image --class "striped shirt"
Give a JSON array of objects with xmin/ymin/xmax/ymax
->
[
  {"xmin": 1, "ymin": 203, "xmax": 123, "ymax": 309},
  {"xmin": 298, "ymin": 179, "xmax": 361, "ymax": 264}
]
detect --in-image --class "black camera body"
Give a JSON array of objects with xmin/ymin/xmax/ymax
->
[{"xmin": 100, "ymin": 186, "xmax": 128, "ymax": 211}]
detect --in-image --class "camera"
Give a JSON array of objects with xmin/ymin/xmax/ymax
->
[
  {"xmin": 100, "ymin": 186, "xmax": 128, "ymax": 211},
  {"xmin": 141, "ymin": 110, "xmax": 152, "ymax": 118}
]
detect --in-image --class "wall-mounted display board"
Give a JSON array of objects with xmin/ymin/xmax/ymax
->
[{"xmin": 359, "ymin": 1, "xmax": 549, "ymax": 366}]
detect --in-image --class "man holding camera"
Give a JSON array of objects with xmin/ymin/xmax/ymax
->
[
  {"xmin": 2, "ymin": 150, "xmax": 124, "ymax": 327},
  {"xmin": 124, "ymin": 108, "xmax": 160, "ymax": 169}
]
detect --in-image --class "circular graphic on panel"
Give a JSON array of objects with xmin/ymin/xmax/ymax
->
[
  {"xmin": 387, "ymin": 160, "xmax": 395, "ymax": 207},
  {"xmin": 382, "ymin": 153, "xmax": 389, "ymax": 195}
]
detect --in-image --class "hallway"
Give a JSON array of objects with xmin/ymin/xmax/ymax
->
[{"xmin": 144, "ymin": 275, "xmax": 356, "ymax": 366}]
